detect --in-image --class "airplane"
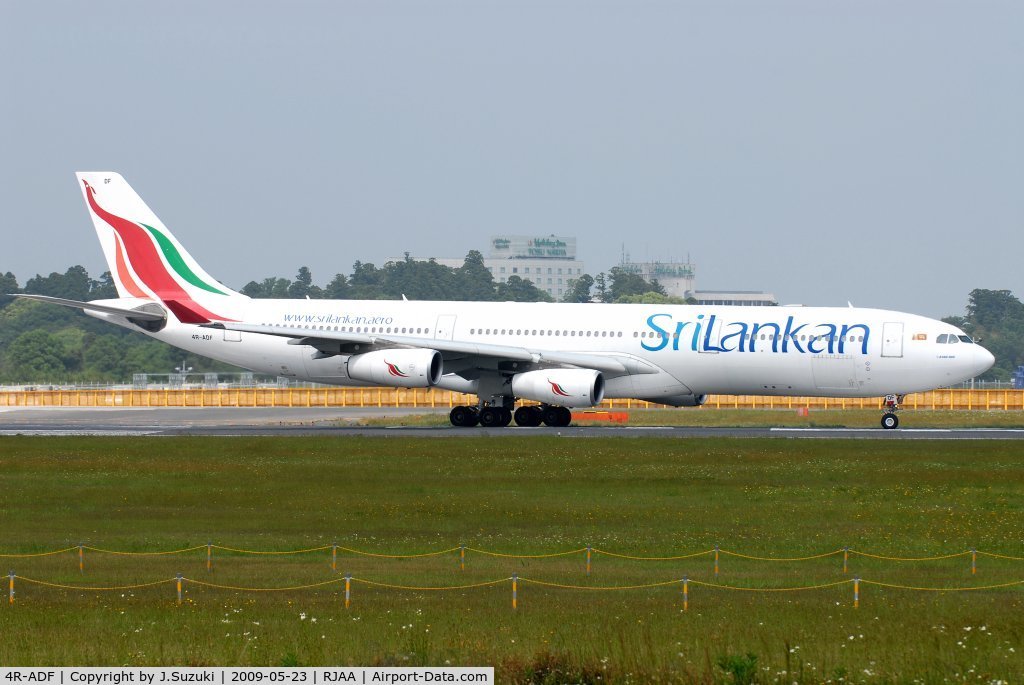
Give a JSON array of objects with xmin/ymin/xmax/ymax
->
[{"xmin": 16, "ymin": 172, "xmax": 995, "ymax": 430}]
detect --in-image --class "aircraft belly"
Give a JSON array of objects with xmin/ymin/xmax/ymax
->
[
  {"xmin": 705, "ymin": 353, "xmax": 810, "ymax": 395},
  {"xmin": 603, "ymin": 371, "xmax": 689, "ymax": 399},
  {"xmin": 810, "ymin": 354, "xmax": 861, "ymax": 394},
  {"xmin": 154, "ymin": 326, "xmax": 307, "ymax": 377},
  {"xmin": 301, "ymin": 351, "xmax": 349, "ymax": 381}
]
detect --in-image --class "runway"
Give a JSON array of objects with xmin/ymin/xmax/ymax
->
[{"xmin": 0, "ymin": 407, "xmax": 1022, "ymax": 439}]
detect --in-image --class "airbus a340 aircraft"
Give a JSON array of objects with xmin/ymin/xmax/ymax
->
[{"xmin": 18, "ymin": 173, "xmax": 994, "ymax": 429}]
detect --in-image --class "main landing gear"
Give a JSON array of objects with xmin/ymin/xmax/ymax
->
[
  {"xmin": 448, "ymin": 404, "xmax": 572, "ymax": 428},
  {"xmin": 449, "ymin": 405, "xmax": 513, "ymax": 427},
  {"xmin": 514, "ymin": 405, "xmax": 571, "ymax": 427},
  {"xmin": 881, "ymin": 394, "xmax": 904, "ymax": 430}
]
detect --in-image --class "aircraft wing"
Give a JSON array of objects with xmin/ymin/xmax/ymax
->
[{"xmin": 203, "ymin": 322, "xmax": 658, "ymax": 376}]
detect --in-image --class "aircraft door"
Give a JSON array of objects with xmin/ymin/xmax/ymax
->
[
  {"xmin": 435, "ymin": 315, "xmax": 457, "ymax": 341},
  {"xmin": 881, "ymin": 322, "xmax": 904, "ymax": 358}
]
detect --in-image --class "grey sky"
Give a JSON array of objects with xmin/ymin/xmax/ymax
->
[{"xmin": 3, "ymin": 0, "xmax": 1021, "ymax": 318}]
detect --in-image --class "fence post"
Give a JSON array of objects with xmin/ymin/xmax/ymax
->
[
  {"xmin": 79, "ymin": 544, "xmax": 84, "ymax": 574},
  {"xmin": 8, "ymin": 571, "xmax": 13, "ymax": 604},
  {"xmin": 843, "ymin": 546, "xmax": 849, "ymax": 574},
  {"xmin": 176, "ymin": 574, "xmax": 183, "ymax": 605},
  {"xmin": 683, "ymin": 576, "xmax": 688, "ymax": 612},
  {"xmin": 586, "ymin": 545, "xmax": 591, "ymax": 576},
  {"xmin": 207, "ymin": 542, "xmax": 212, "ymax": 572},
  {"xmin": 971, "ymin": 548, "xmax": 977, "ymax": 575},
  {"xmin": 460, "ymin": 545, "xmax": 465, "ymax": 572},
  {"xmin": 345, "ymin": 574, "xmax": 351, "ymax": 609},
  {"xmin": 714, "ymin": 545, "xmax": 719, "ymax": 576},
  {"xmin": 332, "ymin": 544, "xmax": 337, "ymax": 573},
  {"xmin": 854, "ymin": 577, "xmax": 860, "ymax": 608}
]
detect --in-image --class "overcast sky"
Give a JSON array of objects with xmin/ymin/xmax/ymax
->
[{"xmin": 3, "ymin": 1, "xmax": 1021, "ymax": 318}]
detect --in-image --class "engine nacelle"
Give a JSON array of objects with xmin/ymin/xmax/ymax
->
[
  {"xmin": 346, "ymin": 349, "xmax": 443, "ymax": 388},
  {"xmin": 511, "ymin": 369, "xmax": 605, "ymax": 408}
]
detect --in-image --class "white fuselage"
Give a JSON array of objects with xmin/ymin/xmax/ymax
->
[{"xmin": 94, "ymin": 299, "xmax": 993, "ymax": 400}]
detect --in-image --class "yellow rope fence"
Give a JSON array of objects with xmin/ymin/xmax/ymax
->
[
  {"xmin": 3, "ymin": 543, "xmax": 1022, "ymax": 564},
  {"xmin": 7, "ymin": 573, "xmax": 1023, "ymax": 610}
]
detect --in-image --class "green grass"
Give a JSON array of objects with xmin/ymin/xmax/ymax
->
[
  {"xmin": 1, "ymin": 436, "xmax": 1022, "ymax": 682},
  {"xmin": 352, "ymin": 407, "xmax": 1024, "ymax": 428}
]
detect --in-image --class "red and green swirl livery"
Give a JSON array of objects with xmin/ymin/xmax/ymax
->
[
  {"xmin": 548, "ymin": 380, "xmax": 571, "ymax": 397},
  {"xmin": 385, "ymin": 361, "xmax": 409, "ymax": 378},
  {"xmin": 83, "ymin": 180, "xmax": 233, "ymax": 322}
]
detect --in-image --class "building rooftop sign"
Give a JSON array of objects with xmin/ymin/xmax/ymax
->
[{"xmin": 490, "ymin": 235, "xmax": 577, "ymax": 260}]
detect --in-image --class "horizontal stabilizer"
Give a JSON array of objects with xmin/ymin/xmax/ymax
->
[{"xmin": 13, "ymin": 294, "xmax": 166, "ymax": 321}]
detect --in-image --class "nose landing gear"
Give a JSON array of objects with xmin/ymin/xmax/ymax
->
[{"xmin": 880, "ymin": 394, "xmax": 904, "ymax": 429}]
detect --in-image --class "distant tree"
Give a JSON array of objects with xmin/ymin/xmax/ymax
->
[
  {"xmin": 122, "ymin": 340, "xmax": 178, "ymax": 374},
  {"xmin": 607, "ymin": 266, "xmax": 665, "ymax": 302},
  {"xmin": 323, "ymin": 273, "xmax": 351, "ymax": 299},
  {"xmin": 382, "ymin": 256, "xmax": 458, "ymax": 300},
  {"xmin": 242, "ymin": 277, "xmax": 292, "ymax": 299},
  {"xmin": 0, "ymin": 271, "xmax": 20, "ymax": 307},
  {"xmin": 51, "ymin": 327, "xmax": 87, "ymax": 373},
  {"xmin": 456, "ymin": 251, "xmax": 497, "ymax": 301},
  {"xmin": 349, "ymin": 261, "xmax": 384, "ymax": 299},
  {"xmin": 496, "ymin": 275, "xmax": 554, "ymax": 302},
  {"xmin": 288, "ymin": 266, "xmax": 323, "ymax": 299},
  {"xmin": 615, "ymin": 292, "xmax": 689, "ymax": 305},
  {"xmin": 82, "ymin": 334, "xmax": 128, "ymax": 379},
  {"xmin": 943, "ymin": 289, "xmax": 1024, "ymax": 381},
  {"xmin": 24, "ymin": 265, "xmax": 93, "ymax": 301},
  {"xmin": 90, "ymin": 271, "xmax": 119, "ymax": 300},
  {"xmin": 965, "ymin": 289, "xmax": 1024, "ymax": 330},
  {"xmin": 593, "ymin": 272, "xmax": 608, "ymax": 303},
  {"xmin": 3, "ymin": 330, "xmax": 67, "ymax": 380},
  {"xmin": 562, "ymin": 274, "xmax": 594, "ymax": 303},
  {"xmin": 240, "ymin": 280, "xmax": 264, "ymax": 298}
]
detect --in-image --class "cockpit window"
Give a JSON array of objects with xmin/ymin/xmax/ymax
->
[
  {"xmin": 936, "ymin": 334, "xmax": 948, "ymax": 343},
  {"xmin": 948, "ymin": 335, "xmax": 959, "ymax": 344},
  {"xmin": 958, "ymin": 335, "xmax": 973, "ymax": 344}
]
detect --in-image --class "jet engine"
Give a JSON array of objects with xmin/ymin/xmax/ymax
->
[
  {"xmin": 346, "ymin": 349, "xmax": 442, "ymax": 388},
  {"xmin": 511, "ymin": 369, "xmax": 605, "ymax": 407}
]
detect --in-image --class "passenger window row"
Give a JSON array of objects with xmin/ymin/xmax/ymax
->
[{"xmin": 470, "ymin": 328, "xmax": 624, "ymax": 338}]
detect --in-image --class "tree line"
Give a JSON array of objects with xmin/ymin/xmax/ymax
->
[
  {"xmin": 0, "ymin": 258, "xmax": 1019, "ymax": 383},
  {"xmin": 236, "ymin": 251, "xmax": 684, "ymax": 305}
]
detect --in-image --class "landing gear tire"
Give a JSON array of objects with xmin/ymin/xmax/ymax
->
[
  {"xmin": 449, "ymin": 406, "xmax": 479, "ymax": 427},
  {"xmin": 499, "ymin": 408, "xmax": 513, "ymax": 427},
  {"xmin": 881, "ymin": 413, "xmax": 899, "ymax": 430},
  {"xmin": 542, "ymin": 406, "xmax": 572, "ymax": 428},
  {"xmin": 479, "ymin": 407, "xmax": 503, "ymax": 428},
  {"xmin": 514, "ymin": 406, "xmax": 543, "ymax": 427}
]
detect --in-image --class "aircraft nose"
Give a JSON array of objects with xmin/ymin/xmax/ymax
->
[{"xmin": 973, "ymin": 344, "xmax": 996, "ymax": 377}]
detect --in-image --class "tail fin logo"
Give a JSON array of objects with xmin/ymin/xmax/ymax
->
[
  {"xmin": 83, "ymin": 180, "xmax": 233, "ymax": 323},
  {"xmin": 548, "ymin": 380, "xmax": 571, "ymax": 397}
]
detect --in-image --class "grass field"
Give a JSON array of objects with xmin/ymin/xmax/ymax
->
[
  {"xmin": 1, "ymin": 435, "xmax": 1022, "ymax": 683},
  {"xmin": 353, "ymin": 408, "xmax": 1024, "ymax": 428}
]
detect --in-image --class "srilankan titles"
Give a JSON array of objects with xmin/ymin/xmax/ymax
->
[{"xmin": 641, "ymin": 313, "xmax": 871, "ymax": 355}]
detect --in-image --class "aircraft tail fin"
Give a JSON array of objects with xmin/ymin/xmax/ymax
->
[{"xmin": 76, "ymin": 172, "xmax": 246, "ymax": 322}]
